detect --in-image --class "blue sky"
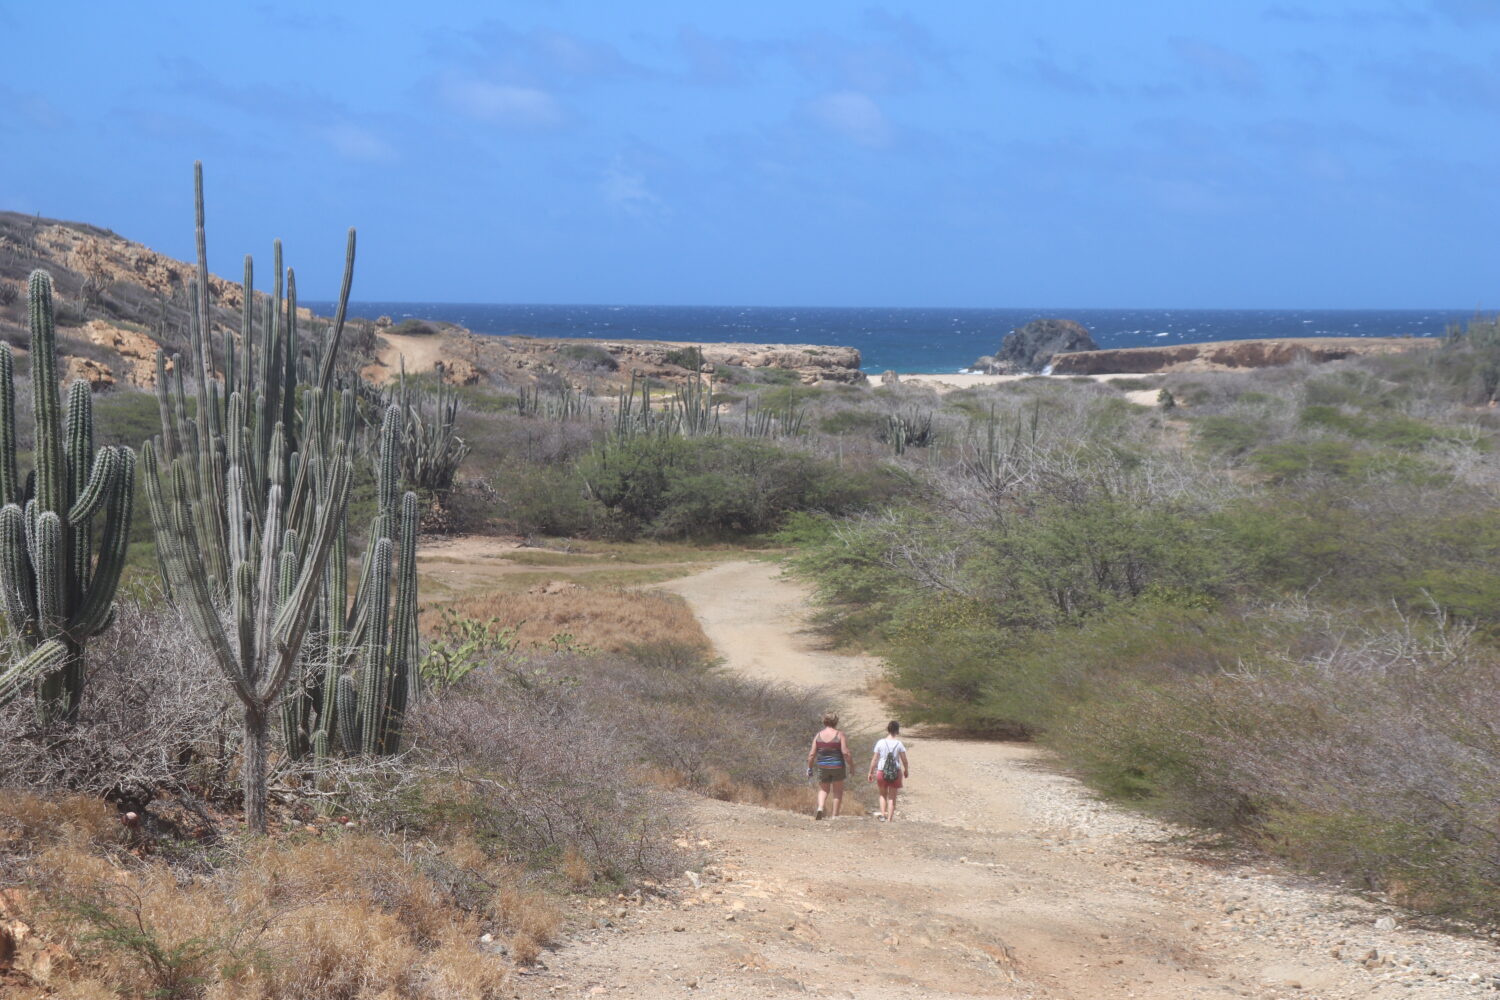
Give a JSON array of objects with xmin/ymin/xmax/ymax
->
[{"xmin": 2, "ymin": 1, "xmax": 1498, "ymax": 308}]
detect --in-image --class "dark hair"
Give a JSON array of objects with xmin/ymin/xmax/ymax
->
[{"xmin": 886, "ymin": 720, "xmax": 900, "ymax": 735}]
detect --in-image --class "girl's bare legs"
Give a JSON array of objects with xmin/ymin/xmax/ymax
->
[
  {"xmin": 816, "ymin": 780, "xmax": 830, "ymax": 818},
  {"xmin": 885, "ymin": 784, "xmax": 900, "ymax": 821},
  {"xmin": 830, "ymin": 779, "xmax": 845, "ymax": 817}
]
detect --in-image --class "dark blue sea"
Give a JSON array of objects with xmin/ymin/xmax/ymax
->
[{"xmin": 307, "ymin": 302, "xmax": 1476, "ymax": 374}]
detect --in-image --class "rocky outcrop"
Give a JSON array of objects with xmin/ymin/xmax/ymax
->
[
  {"xmin": 62, "ymin": 356, "xmax": 115, "ymax": 390},
  {"xmin": 973, "ymin": 318, "xmax": 1096, "ymax": 374},
  {"xmin": 83, "ymin": 319, "xmax": 163, "ymax": 387},
  {"xmin": 1050, "ymin": 337, "xmax": 1437, "ymax": 375},
  {"xmin": 693, "ymin": 343, "xmax": 864, "ymax": 384},
  {"xmin": 1, "ymin": 212, "xmax": 323, "ymax": 397}
]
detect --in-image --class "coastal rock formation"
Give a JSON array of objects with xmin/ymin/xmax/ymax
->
[
  {"xmin": 1050, "ymin": 337, "xmax": 1437, "ymax": 375},
  {"xmin": 974, "ymin": 318, "xmax": 1096, "ymax": 374}
]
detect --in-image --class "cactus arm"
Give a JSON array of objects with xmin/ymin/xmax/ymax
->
[
  {"xmin": 192, "ymin": 162, "xmax": 219, "ymax": 441},
  {"xmin": 336, "ymin": 673, "xmax": 359, "ymax": 752},
  {"xmin": 357, "ymin": 537, "xmax": 392, "ymax": 755},
  {"xmin": 0, "ymin": 504, "xmax": 36, "ymax": 635},
  {"xmin": 262, "ymin": 452, "xmax": 351, "ymax": 706},
  {"xmin": 283, "ymin": 269, "xmax": 299, "ymax": 451},
  {"xmin": 0, "ymin": 344, "xmax": 17, "ymax": 508},
  {"xmin": 29, "ymin": 273, "xmax": 66, "ymax": 519},
  {"xmin": 383, "ymin": 490, "xmax": 420, "ymax": 750},
  {"xmin": 316, "ymin": 228, "xmax": 357, "ymax": 392},
  {"xmin": 65, "ymin": 448, "xmax": 118, "ymax": 525},
  {"xmin": 70, "ymin": 449, "xmax": 134, "ymax": 636},
  {"xmin": 31, "ymin": 513, "xmax": 63, "ymax": 635},
  {"xmin": 0, "ymin": 639, "xmax": 69, "ymax": 707},
  {"xmin": 161, "ymin": 455, "xmax": 246, "ymax": 700}
]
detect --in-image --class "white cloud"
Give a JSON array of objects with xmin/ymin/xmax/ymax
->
[
  {"xmin": 325, "ymin": 123, "xmax": 395, "ymax": 162},
  {"xmin": 806, "ymin": 90, "xmax": 892, "ymax": 148},
  {"xmin": 441, "ymin": 78, "xmax": 565, "ymax": 129},
  {"xmin": 600, "ymin": 159, "xmax": 667, "ymax": 218}
]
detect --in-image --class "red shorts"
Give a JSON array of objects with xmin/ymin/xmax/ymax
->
[{"xmin": 877, "ymin": 774, "xmax": 903, "ymax": 790}]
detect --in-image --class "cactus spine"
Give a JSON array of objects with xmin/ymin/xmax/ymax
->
[{"xmin": 0, "ymin": 271, "xmax": 135, "ymax": 721}]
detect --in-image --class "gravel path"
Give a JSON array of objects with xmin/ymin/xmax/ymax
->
[{"xmin": 516, "ymin": 562, "xmax": 1500, "ymax": 999}]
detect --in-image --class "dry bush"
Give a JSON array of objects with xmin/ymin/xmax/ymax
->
[
  {"xmin": 576, "ymin": 642, "xmax": 838, "ymax": 801},
  {"xmin": 0, "ymin": 600, "xmax": 234, "ymax": 813},
  {"xmin": 428, "ymin": 586, "xmax": 711, "ymax": 653},
  {"xmin": 408, "ymin": 663, "xmax": 675, "ymax": 881}
]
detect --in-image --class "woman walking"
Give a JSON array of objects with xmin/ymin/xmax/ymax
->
[
  {"xmin": 807, "ymin": 712, "xmax": 852, "ymax": 820},
  {"xmin": 868, "ymin": 720, "xmax": 909, "ymax": 822}
]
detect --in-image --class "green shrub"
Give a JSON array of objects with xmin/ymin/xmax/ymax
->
[
  {"xmin": 496, "ymin": 465, "xmax": 598, "ymax": 537},
  {"xmin": 388, "ymin": 318, "xmax": 437, "ymax": 336},
  {"xmin": 579, "ymin": 435, "xmax": 900, "ymax": 539},
  {"xmin": 664, "ymin": 346, "xmax": 704, "ymax": 369}
]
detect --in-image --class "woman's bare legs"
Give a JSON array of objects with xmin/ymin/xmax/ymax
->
[
  {"xmin": 875, "ymin": 782, "xmax": 899, "ymax": 821},
  {"xmin": 829, "ymin": 779, "xmax": 845, "ymax": 817},
  {"xmin": 815, "ymin": 780, "xmax": 831, "ymax": 818}
]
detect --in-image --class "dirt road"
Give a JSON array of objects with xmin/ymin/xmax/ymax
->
[{"xmin": 517, "ymin": 561, "xmax": 1500, "ymax": 999}]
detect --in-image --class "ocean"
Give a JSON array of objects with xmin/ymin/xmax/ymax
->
[{"xmin": 305, "ymin": 302, "xmax": 1477, "ymax": 374}]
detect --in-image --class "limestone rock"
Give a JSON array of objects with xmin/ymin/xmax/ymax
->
[
  {"xmin": 435, "ymin": 358, "xmax": 483, "ymax": 386},
  {"xmin": 83, "ymin": 319, "xmax": 163, "ymax": 387},
  {"xmin": 881, "ymin": 370, "xmax": 900, "ymax": 385},
  {"xmin": 62, "ymin": 356, "xmax": 115, "ymax": 391}
]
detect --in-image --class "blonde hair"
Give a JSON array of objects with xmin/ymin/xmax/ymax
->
[{"xmin": 821, "ymin": 712, "xmax": 839, "ymax": 728}]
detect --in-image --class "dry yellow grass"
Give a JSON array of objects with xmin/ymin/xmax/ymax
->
[
  {"xmin": 0, "ymin": 792, "xmax": 119, "ymax": 853},
  {"xmin": 424, "ymin": 585, "xmax": 711, "ymax": 654},
  {"xmin": 19, "ymin": 832, "xmax": 560, "ymax": 999}
]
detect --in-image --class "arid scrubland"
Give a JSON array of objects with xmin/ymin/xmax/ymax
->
[
  {"xmin": 777, "ymin": 327, "xmax": 1500, "ymax": 924},
  {"xmin": 8, "ymin": 225, "xmax": 1500, "ymax": 999}
]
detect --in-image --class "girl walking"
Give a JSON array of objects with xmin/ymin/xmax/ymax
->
[
  {"xmin": 868, "ymin": 720, "xmax": 909, "ymax": 822},
  {"xmin": 807, "ymin": 712, "xmax": 852, "ymax": 820}
]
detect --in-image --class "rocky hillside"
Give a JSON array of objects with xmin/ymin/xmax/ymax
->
[
  {"xmin": 1050, "ymin": 336, "xmax": 1437, "ymax": 375},
  {"xmin": 0, "ymin": 211, "xmax": 863, "ymax": 393},
  {"xmin": 0, "ymin": 210, "xmax": 328, "ymax": 390}
]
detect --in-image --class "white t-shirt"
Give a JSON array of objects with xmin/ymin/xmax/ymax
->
[{"xmin": 874, "ymin": 737, "xmax": 906, "ymax": 773}]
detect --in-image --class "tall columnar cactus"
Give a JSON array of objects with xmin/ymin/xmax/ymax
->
[
  {"xmin": 149, "ymin": 165, "xmax": 420, "ymax": 793},
  {"xmin": 145, "ymin": 392, "xmax": 353, "ymax": 832},
  {"xmin": 0, "ymin": 271, "xmax": 135, "ymax": 722}
]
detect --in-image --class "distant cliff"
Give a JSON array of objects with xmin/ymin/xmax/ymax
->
[{"xmin": 1050, "ymin": 337, "xmax": 1437, "ymax": 375}]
